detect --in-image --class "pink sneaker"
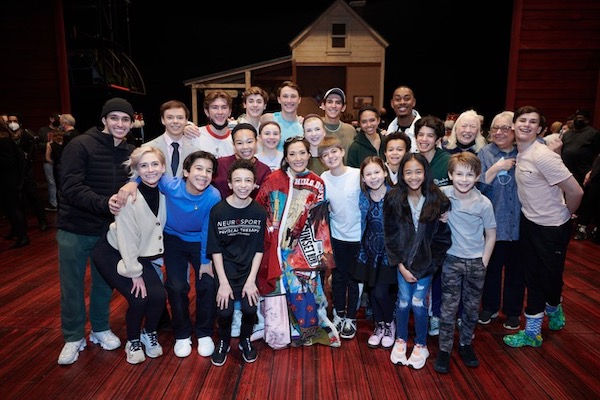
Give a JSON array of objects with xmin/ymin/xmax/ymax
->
[
  {"xmin": 380, "ymin": 322, "xmax": 395, "ymax": 348},
  {"xmin": 367, "ymin": 322, "xmax": 385, "ymax": 348}
]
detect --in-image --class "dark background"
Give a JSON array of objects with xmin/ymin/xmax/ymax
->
[{"xmin": 65, "ymin": 0, "xmax": 513, "ymax": 140}]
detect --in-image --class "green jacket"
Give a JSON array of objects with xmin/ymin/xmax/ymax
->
[{"xmin": 347, "ymin": 129, "xmax": 385, "ymax": 168}]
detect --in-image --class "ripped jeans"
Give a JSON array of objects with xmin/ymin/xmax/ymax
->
[{"xmin": 395, "ymin": 272, "xmax": 432, "ymax": 346}]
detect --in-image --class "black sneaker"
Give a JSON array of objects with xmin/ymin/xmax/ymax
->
[
  {"xmin": 434, "ymin": 351, "xmax": 451, "ymax": 374},
  {"xmin": 574, "ymin": 225, "xmax": 587, "ymax": 240},
  {"xmin": 458, "ymin": 344, "xmax": 479, "ymax": 368},
  {"xmin": 477, "ymin": 310, "xmax": 499, "ymax": 325},
  {"xmin": 211, "ymin": 340, "xmax": 230, "ymax": 367},
  {"xmin": 340, "ymin": 318, "xmax": 357, "ymax": 339},
  {"xmin": 39, "ymin": 220, "xmax": 49, "ymax": 232},
  {"xmin": 591, "ymin": 227, "xmax": 599, "ymax": 244},
  {"xmin": 503, "ymin": 315, "xmax": 520, "ymax": 330},
  {"xmin": 238, "ymin": 337, "xmax": 257, "ymax": 363}
]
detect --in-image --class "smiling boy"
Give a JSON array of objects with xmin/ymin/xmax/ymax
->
[
  {"xmin": 434, "ymin": 152, "xmax": 496, "ymax": 374},
  {"xmin": 207, "ymin": 158, "xmax": 266, "ymax": 366}
]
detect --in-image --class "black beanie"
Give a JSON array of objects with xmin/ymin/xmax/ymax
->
[{"xmin": 101, "ymin": 97, "xmax": 135, "ymax": 120}]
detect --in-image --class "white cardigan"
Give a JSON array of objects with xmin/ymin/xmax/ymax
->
[{"xmin": 106, "ymin": 190, "xmax": 167, "ymax": 278}]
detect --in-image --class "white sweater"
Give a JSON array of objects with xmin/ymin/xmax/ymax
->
[{"xmin": 106, "ymin": 190, "xmax": 167, "ymax": 278}]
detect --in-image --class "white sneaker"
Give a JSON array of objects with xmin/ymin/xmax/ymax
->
[
  {"xmin": 89, "ymin": 330, "xmax": 121, "ymax": 350},
  {"xmin": 340, "ymin": 318, "xmax": 357, "ymax": 339},
  {"xmin": 125, "ymin": 340, "xmax": 146, "ymax": 364},
  {"xmin": 231, "ymin": 309, "xmax": 242, "ymax": 338},
  {"xmin": 251, "ymin": 303, "xmax": 265, "ymax": 342},
  {"xmin": 250, "ymin": 327, "xmax": 264, "ymax": 342},
  {"xmin": 406, "ymin": 344, "xmax": 429, "ymax": 370},
  {"xmin": 380, "ymin": 322, "xmax": 395, "ymax": 348},
  {"xmin": 174, "ymin": 337, "xmax": 192, "ymax": 358},
  {"xmin": 390, "ymin": 338, "xmax": 408, "ymax": 365},
  {"xmin": 332, "ymin": 310, "xmax": 344, "ymax": 334},
  {"xmin": 140, "ymin": 330, "xmax": 163, "ymax": 358},
  {"xmin": 197, "ymin": 336, "xmax": 214, "ymax": 357},
  {"xmin": 57, "ymin": 338, "xmax": 87, "ymax": 365},
  {"xmin": 429, "ymin": 316, "xmax": 440, "ymax": 336}
]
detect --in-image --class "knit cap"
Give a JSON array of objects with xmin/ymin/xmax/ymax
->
[{"xmin": 101, "ymin": 97, "xmax": 135, "ymax": 120}]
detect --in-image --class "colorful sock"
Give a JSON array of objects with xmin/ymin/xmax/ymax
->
[{"xmin": 524, "ymin": 312, "xmax": 544, "ymax": 337}]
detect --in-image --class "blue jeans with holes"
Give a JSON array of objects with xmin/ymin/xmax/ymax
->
[{"xmin": 395, "ymin": 272, "xmax": 431, "ymax": 346}]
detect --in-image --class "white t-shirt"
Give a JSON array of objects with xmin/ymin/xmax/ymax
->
[
  {"xmin": 256, "ymin": 150, "xmax": 283, "ymax": 171},
  {"xmin": 321, "ymin": 167, "xmax": 361, "ymax": 241},
  {"xmin": 385, "ymin": 109, "xmax": 421, "ymax": 153},
  {"xmin": 190, "ymin": 125, "xmax": 234, "ymax": 158}
]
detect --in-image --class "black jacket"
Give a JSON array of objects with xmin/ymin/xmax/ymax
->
[
  {"xmin": 57, "ymin": 126, "xmax": 134, "ymax": 236},
  {"xmin": 383, "ymin": 191, "xmax": 452, "ymax": 279}
]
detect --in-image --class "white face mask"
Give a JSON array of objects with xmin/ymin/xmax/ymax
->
[{"xmin": 8, "ymin": 122, "xmax": 20, "ymax": 132}]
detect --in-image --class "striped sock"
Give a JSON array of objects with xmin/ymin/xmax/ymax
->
[
  {"xmin": 545, "ymin": 304, "xmax": 558, "ymax": 314},
  {"xmin": 524, "ymin": 312, "xmax": 544, "ymax": 337}
]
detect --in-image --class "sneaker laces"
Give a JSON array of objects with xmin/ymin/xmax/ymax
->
[
  {"xmin": 373, "ymin": 322, "xmax": 384, "ymax": 336},
  {"xmin": 146, "ymin": 331, "xmax": 159, "ymax": 347},
  {"xmin": 130, "ymin": 340, "xmax": 143, "ymax": 352},
  {"xmin": 383, "ymin": 323, "xmax": 392, "ymax": 337},
  {"xmin": 241, "ymin": 338, "xmax": 252, "ymax": 352},
  {"xmin": 217, "ymin": 340, "xmax": 227, "ymax": 353},
  {"xmin": 343, "ymin": 319, "xmax": 356, "ymax": 332}
]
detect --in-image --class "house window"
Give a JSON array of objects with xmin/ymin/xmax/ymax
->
[{"xmin": 331, "ymin": 23, "xmax": 347, "ymax": 49}]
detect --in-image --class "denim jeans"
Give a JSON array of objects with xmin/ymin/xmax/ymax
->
[{"xmin": 395, "ymin": 272, "xmax": 431, "ymax": 346}]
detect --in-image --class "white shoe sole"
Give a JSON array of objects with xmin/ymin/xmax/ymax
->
[
  {"xmin": 89, "ymin": 332, "xmax": 121, "ymax": 351},
  {"xmin": 57, "ymin": 340, "xmax": 87, "ymax": 365}
]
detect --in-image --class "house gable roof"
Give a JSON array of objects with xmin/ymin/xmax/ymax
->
[
  {"xmin": 183, "ymin": 0, "xmax": 388, "ymax": 88},
  {"xmin": 289, "ymin": 0, "xmax": 388, "ymax": 49}
]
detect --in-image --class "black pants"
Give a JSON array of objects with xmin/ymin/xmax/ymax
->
[
  {"xmin": 21, "ymin": 165, "xmax": 47, "ymax": 223},
  {"xmin": 481, "ymin": 240, "xmax": 525, "ymax": 317},
  {"xmin": 216, "ymin": 291, "xmax": 257, "ymax": 343},
  {"xmin": 577, "ymin": 178, "xmax": 600, "ymax": 227},
  {"xmin": 164, "ymin": 233, "xmax": 216, "ymax": 340},
  {"xmin": 93, "ymin": 237, "xmax": 166, "ymax": 341},
  {"xmin": 520, "ymin": 215, "xmax": 571, "ymax": 315},
  {"xmin": 331, "ymin": 238, "xmax": 360, "ymax": 319}
]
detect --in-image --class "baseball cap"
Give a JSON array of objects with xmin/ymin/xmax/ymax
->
[{"xmin": 323, "ymin": 88, "xmax": 346, "ymax": 104}]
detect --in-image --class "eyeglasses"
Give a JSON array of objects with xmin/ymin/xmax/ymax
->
[
  {"xmin": 284, "ymin": 135, "xmax": 305, "ymax": 143},
  {"xmin": 498, "ymin": 173, "xmax": 512, "ymax": 186},
  {"xmin": 491, "ymin": 125, "xmax": 512, "ymax": 134}
]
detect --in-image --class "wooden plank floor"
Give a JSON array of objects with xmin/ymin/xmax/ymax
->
[{"xmin": 1, "ymin": 212, "xmax": 599, "ymax": 400}]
